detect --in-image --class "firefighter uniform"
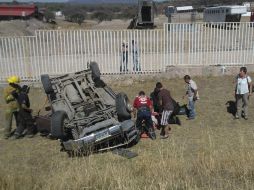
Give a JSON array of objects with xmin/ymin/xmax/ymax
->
[{"xmin": 3, "ymin": 76, "xmax": 21, "ymax": 139}]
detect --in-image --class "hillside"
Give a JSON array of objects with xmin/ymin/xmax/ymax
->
[{"xmin": 68, "ymin": 0, "xmax": 137, "ymax": 4}]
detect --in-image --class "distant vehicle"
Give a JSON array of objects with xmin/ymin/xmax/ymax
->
[
  {"xmin": 203, "ymin": 5, "xmax": 247, "ymax": 23},
  {"xmin": 165, "ymin": 5, "xmax": 197, "ymax": 24},
  {"xmin": 165, "ymin": 6, "xmax": 194, "ymax": 16},
  {"xmin": 251, "ymin": 11, "xmax": 254, "ymax": 22},
  {"xmin": 0, "ymin": 4, "xmax": 43, "ymax": 20},
  {"xmin": 128, "ymin": 0, "xmax": 155, "ymax": 29}
]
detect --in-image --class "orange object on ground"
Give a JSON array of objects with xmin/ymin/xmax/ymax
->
[{"xmin": 141, "ymin": 133, "xmax": 149, "ymax": 138}]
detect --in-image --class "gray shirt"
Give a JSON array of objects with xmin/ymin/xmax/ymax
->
[{"xmin": 186, "ymin": 80, "xmax": 198, "ymax": 100}]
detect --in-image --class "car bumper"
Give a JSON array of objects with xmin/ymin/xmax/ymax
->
[{"xmin": 62, "ymin": 120, "xmax": 138, "ymax": 152}]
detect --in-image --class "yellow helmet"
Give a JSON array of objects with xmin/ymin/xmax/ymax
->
[{"xmin": 7, "ymin": 76, "xmax": 20, "ymax": 84}]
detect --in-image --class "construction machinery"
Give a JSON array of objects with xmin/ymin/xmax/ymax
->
[{"xmin": 128, "ymin": 0, "xmax": 155, "ymax": 29}]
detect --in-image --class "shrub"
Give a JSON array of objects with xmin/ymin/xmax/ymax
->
[
  {"xmin": 44, "ymin": 10, "xmax": 55, "ymax": 23},
  {"xmin": 92, "ymin": 11, "xmax": 113, "ymax": 23},
  {"xmin": 70, "ymin": 13, "xmax": 85, "ymax": 25}
]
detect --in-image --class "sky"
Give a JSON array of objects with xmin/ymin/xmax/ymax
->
[
  {"xmin": 0, "ymin": 0, "xmax": 68, "ymax": 2},
  {"xmin": 0, "ymin": 0, "xmax": 167, "ymax": 2}
]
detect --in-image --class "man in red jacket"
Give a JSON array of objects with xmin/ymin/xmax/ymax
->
[{"xmin": 133, "ymin": 91, "xmax": 156, "ymax": 140}]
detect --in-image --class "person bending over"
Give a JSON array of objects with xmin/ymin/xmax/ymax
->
[{"xmin": 133, "ymin": 91, "xmax": 156, "ymax": 140}]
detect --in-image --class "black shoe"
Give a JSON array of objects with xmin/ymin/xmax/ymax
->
[
  {"xmin": 149, "ymin": 132, "xmax": 156, "ymax": 140},
  {"xmin": 26, "ymin": 134, "xmax": 34, "ymax": 138},
  {"xmin": 175, "ymin": 117, "xmax": 181, "ymax": 126},
  {"xmin": 9, "ymin": 135, "xmax": 21, "ymax": 140},
  {"xmin": 4, "ymin": 134, "xmax": 11, "ymax": 139}
]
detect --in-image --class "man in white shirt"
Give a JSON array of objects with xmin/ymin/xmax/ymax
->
[
  {"xmin": 235, "ymin": 67, "xmax": 252, "ymax": 120},
  {"xmin": 183, "ymin": 75, "xmax": 199, "ymax": 120}
]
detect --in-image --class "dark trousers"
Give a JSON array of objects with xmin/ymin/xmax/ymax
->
[
  {"xmin": 15, "ymin": 109, "xmax": 35, "ymax": 136},
  {"xmin": 120, "ymin": 52, "xmax": 128, "ymax": 72},
  {"xmin": 136, "ymin": 115, "xmax": 154, "ymax": 134}
]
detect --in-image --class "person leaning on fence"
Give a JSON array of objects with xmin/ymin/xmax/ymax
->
[
  {"xmin": 234, "ymin": 67, "xmax": 252, "ymax": 120},
  {"xmin": 182, "ymin": 75, "xmax": 199, "ymax": 120},
  {"xmin": 120, "ymin": 41, "xmax": 128, "ymax": 72},
  {"xmin": 3, "ymin": 76, "xmax": 21, "ymax": 139},
  {"xmin": 157, "ymin": 82, "xmax": 174, "ymax": 139},
  {"xmin": 133, "ymin": 91, "xmax": 156, "ymax": 140},
  {"xmin": 132, "ymin": 40, "xmax": 141, "ymax": 72}
]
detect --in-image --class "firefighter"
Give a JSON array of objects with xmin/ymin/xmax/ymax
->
[
  {"xmin": 133, "ymin": 91, "xmax": 156, "ymax": 140},
  {"xmin": 3, "ymin": 76, "xmax": 21, "ymax": 139}
]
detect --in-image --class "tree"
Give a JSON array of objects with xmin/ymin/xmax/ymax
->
[
  {"xmin": 70, "ymin": 13, "xmax": 85, "ymax": 25},
  {"xmin": 92, "ymin": 11, "xmax": 112, "ymax": 23},
  {"xmin": 44, "ymin": 10, "xmax": 55, "ymax": 23}
]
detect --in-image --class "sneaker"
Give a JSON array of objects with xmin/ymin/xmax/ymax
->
[
  {"xmin": 160, "ymin": 135, "xmax": 169, "ymax": 139},
  {"xmin": 234, "ymin": 115, "xmax": 239, "ymax": 119},
  {"xmin": 244, "ymin": 117, "xmax": 248, "ymax": 120},
  {"xmin": 26, "ymin": 134, "xmax": 34, "ymax": 138},
  {"xmin": 186, "ymin": 117, "xmax": 194, "ymax": 120}
]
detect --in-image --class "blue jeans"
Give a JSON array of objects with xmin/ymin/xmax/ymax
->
[
  {"xmin": 188, "ymin": 100, "xmax": 195, "ymax": 119},
  {"xmin": 120, "ymin": 52, "xmax": 128, "ymax": 72},
  {"xmin": 133, "ymin": 52, "xmax": 141, "ymax": 72}
]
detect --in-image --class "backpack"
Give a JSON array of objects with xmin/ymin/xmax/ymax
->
[
  {"xmin": 246, "ymin": 76, "xmax": 254, "ymax": 93},
  {"xmin": 171, "ymin": 98, "xmax": 180, "ymax": 115}
]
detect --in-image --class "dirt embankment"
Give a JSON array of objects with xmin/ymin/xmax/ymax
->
[
  {"xmin": 0, "ymin": 18, "xmax": 54, "ymax": 37},
  {"xmin": 0, "ymin": 15, "xmax": 169, "ymax": 37}
]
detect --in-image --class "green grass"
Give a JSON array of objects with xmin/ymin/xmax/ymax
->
[{"xmin": 1, "ymin": 75, "xmax": 254, "ymax": 190}]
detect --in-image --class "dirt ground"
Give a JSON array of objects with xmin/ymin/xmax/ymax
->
[{"xmin": 1, "ymin": 75, "xmax": 254, "ymax": 189}]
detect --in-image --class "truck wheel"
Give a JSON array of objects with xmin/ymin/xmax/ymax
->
[
  {"xmin": 51, "ymin": 111, "xmax": 68, "ymax": 140},
  {"xmin": 41, "ymin": 74, "xmax": 54, "ymax": 94},
  {"xmin": 90, "ymin": 62, "xmax": 101, "ymax": 80},
  {"xmin": 116, "ymin": 92, "xmax": 132, "ymax": 121}
]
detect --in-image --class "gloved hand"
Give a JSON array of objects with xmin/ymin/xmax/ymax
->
[{"xmin": 6, "ymin": 95, "xmax": 15, "ymax": 103}]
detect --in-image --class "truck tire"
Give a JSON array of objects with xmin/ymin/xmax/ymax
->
[
  {"xmin": 51, "ymin": 111, "xmax": 68, "ymax": 139},
  {"xmin": 90, "ymin": 62, "xmax": 101, "ymax": 80},
  {"xmin": 41, "ymin": 74, "xmax": 54, "ymax": 94},
  {"xmin": 116, "ymin": 92, "xmax": 131, "ymax": 121}
]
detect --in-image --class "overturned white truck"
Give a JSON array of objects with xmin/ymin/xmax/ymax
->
[{"xmin": 41, "ymin": 62, "xmax": 139, "ymax": 156}]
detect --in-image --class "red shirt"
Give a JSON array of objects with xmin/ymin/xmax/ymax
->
[{"xmin": 133, "ymin": 96, "xmax": 152, "ymax": 109}]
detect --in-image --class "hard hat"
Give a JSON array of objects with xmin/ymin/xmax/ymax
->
[{"xmin": 7, "ymin": 76, "xmax": 20, "ymax": 84}]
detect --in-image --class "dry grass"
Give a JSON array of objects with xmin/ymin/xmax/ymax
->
[{"xmin": 1, "ymin": 74, "xmax": 254, "ymax": 190}]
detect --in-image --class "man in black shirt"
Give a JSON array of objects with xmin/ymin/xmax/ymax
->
[
  {"xmin": 157, "ymin": 82, "xmax": 174, "ymax": 139},
  {"xmin": 11, "ymin": 85, "xmax": 35, "ymax": 139}
]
